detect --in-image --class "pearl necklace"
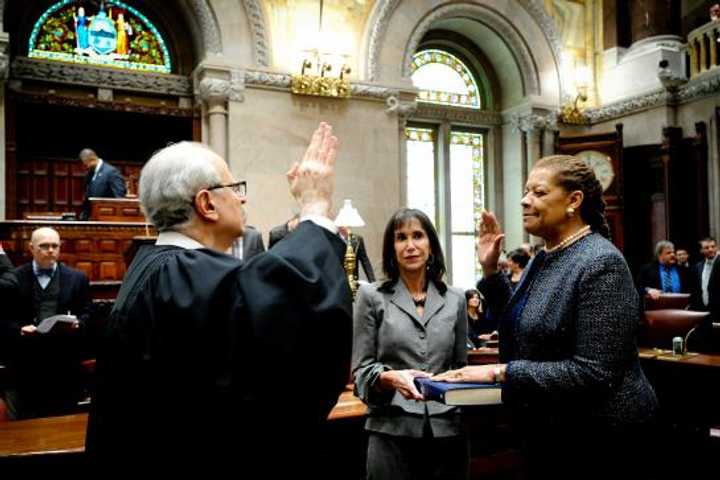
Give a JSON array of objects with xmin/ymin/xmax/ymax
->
[{"xmin": 544, "ymin": 225, "xmax": 592, "ymax": 253}]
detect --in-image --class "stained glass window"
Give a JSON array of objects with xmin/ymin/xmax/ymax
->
[
  {"xmin": 449, "ymin": 132, "xmax": 484, "ymax": 288},
  {"xmin": 410, "ymin": 49, "xmax": 481, "ymax": 109},
  {"xmin": 28, "ymin": 0, "xmax": 172, "ymax": 74},
  {"xmin": 405, "ymin": 127, "xmax": 437, "ymax": 224}
]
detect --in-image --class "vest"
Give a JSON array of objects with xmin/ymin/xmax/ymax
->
[{"xmin": 32, "ymin": 269, "xmax": 61, "ymax": 323}]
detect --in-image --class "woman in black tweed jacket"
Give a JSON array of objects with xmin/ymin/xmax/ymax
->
[{"xmin": 435, "ymin": 155, "xmax": 658, "ymax": 479}]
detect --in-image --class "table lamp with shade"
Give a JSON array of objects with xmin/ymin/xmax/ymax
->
[{"xmin": 334, "ymin": 199, "xmax": 365, "ymax": 298}]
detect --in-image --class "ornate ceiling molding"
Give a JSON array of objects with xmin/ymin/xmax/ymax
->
[
  {"xmin": 584, "ymin": 90, "xmax": 670, "ymax": 123},
  {"xmin": 243, "ymin": 69, "xmax": 399, "ymax": 101},
  {"xmin": 243, "ymin": 0, "xmax": 270, "ymax": 67},
  {"xmin": 11, "ymin": 57, "xmax": 192, "ymax": 96},
  {"xmin": 188, "ymin": 0, "xmax": 223, "ymax": 54},
  {"xmin": 414, "ymin": 103, "xmax": 503, "ymax": 126},
  {"xmin": 508, "ymin": 111, "xmax": 558, "ymax": 132},
  {"xmin": 677, "ymin": 70, "xmax": 720, "ymax": 104},
  {"xmin": 244, "ymin": 70, "xmax": 292, "ymax": 89},
  {"xmin": 365, "ymin": 0, "xmax": 401, "ymax": 81},
  {"xmin": 402, "ymin": 3, "xmax": 540, "ymax": 95}
]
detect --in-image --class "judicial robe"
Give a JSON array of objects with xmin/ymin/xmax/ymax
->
[{"xmin": 86, "ymin": 221, "xmax": 352, "ymax": 473}]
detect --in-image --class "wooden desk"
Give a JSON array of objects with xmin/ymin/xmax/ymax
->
[
  {"xmin": 468, "ymin": 348, "xmax": 499, "ymax": 365},
  {"xmin": 0, "ymin": 391, "xmax": 366, "ymax": 458},
  {"xmin": 0, "ymin": 414, "xmax": 86, "ymax": 458},
  {"xmin": 89, "ymin": 198, "xmax": 145, "ymax": 222}
]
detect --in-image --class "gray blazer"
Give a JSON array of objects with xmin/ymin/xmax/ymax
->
[{"xmin": 352, "ymin": 280, "xmax": 467, "ymax": 438}]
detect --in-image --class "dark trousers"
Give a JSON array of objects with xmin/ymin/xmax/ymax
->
[
  {"xmin": 366, "ymin": 427, "xmax": 469, "ymax": 480},
  {"xmin": 519, "ymin": 420, "xmax": 659, "ymax": 480}
]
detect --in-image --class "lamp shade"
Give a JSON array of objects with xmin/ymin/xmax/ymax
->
[{"xmin": 334, "ymin": 199, "xmax": 365, "ymax": 228}]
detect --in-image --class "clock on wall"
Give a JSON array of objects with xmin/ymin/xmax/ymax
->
[{"xmin": 575, "ymin": 150, "xmax": 615, "ymax": 192}]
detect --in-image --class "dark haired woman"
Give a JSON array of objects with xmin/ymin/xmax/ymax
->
[
  {"xmin": 465, "ymin": 289, "xmax": 496, "ymax": 348},
  {"xmin": 435, "ymin": 156, "xmax": 658, "ymax": 479},
  {"xmin": 352, "ymin": 208, "xmax": 468, "ymax": 479},
  {"xmin": 506, "ymin": 248, "xmax": 530, "ymax": 290}
]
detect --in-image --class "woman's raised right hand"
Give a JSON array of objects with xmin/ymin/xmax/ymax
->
[{"xmin": 477, "ymin": 210, "xmax": 505, "ymax": 276}]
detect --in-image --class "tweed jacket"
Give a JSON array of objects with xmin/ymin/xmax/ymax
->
[
  {"xmin": 352, "ymin": 279, "xmax": 467, "ymax": 438},
  {"xmin": 480, "ymin": 233, "xmax": 657, "ymax": 430}
]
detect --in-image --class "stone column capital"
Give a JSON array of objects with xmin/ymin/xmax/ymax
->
[{"xmin": 0, "ymin": 32, "xmax": 9, "ymax": 81}]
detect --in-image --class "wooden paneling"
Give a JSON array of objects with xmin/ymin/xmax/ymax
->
[
  {"xmin": 11, "ymin": 158, "xmax": 143, "ymax": 219},
  {"xmin": 0, "ymin": 220, "xmax": 156, "ymax": 283},
  {"xmin": 89, "ymin": 198, "xmax": 145, "ymax": 222}
]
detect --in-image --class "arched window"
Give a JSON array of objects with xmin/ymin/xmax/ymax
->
[
  {"xmin": 28, "ymin": 0, "xmax": 172, "ymax": 74},
  {"xmin": 410, "ymin": 49, "xmax": 481, "ymax": 109},
  {"xmin": 406, "ymin": 47, "xmax": 489, "ymax": 288}
]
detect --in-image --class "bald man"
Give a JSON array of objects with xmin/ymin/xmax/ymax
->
[
  {"xmin": 79, "ymin": 148, "xmax": 127, "ymax": 220},
  {"xmin": 2, "ymin": 227, "xmax": 91, "ymax": 419}
]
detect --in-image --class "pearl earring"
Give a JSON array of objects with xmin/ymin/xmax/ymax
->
[{"xmin": 566, "ymin": 207, "xmax": 575, "ymax": 217}]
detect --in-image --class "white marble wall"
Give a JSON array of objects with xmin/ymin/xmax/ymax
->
[{"xmin": 227, "ymin": 87, "xmax": 400, "ymax": 273}]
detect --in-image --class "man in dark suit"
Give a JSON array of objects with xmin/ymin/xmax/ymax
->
[
  {"xmin": 79, "ymin": 148, "xmax": 127, "ymax": 220},
  {"xmin": 690, "ymin": 237, "xmax": 719, "ymax": 350},
  {"xmin": 230, "ymin": 225, "xmax": 265, "ymax": 261},
  {"xmin": 268, "ymin": 213, "xmax": 300, "ymax": 248},
  {"xmin": 2, "ymin": 227, "xmax": 91, "ymax": 419},
  {"xmin": 338, "ymin": 226, "xmax": 375, "ymax": 282},
  {"xmin": 636, "ymin": 240, "xmax": 691, "ymax": 300},
  {"xmin": 86, "ymin": 123, "xmax": 352, "ymax": 475}
]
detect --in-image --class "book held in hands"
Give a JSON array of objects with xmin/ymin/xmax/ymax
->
[
  {"xmin": 36, "ymin": 314, "xmax": 79, "ymax": 334},
  {"xmin": 414, "ymin": 377, "xmax": 502, "ymax": 406}
]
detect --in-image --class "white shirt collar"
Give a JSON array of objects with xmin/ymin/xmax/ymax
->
[
  {"xmin": 32, "ymin": 260, "xmax": 57, "ymax": 275},
  {"xmin": 95, "ymin": 159, "xmax": 104, "ymax": 174},
  {"xmin": 155, "ymin": 231, "xmax": 206, "ymax": 250}
]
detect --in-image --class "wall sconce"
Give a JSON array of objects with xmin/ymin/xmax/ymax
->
[
  {"xmin": 334, "ymin": 199, "xmax": 365, "ymax": 298},
  {"xmin": 291, "ymin": 54, "xmax": 352, "ymax": 98},
  {"xmin": 560, "ymin": 65, "xmax": 591, "ymax": 124}
]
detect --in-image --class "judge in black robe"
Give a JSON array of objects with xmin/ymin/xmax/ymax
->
[{"xmin": 86, "ymin": 123, "xmax": 352, "ymax": 475}]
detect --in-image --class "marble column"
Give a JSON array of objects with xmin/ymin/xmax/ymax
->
[{"xmin": 197, "ymin": 77, "xmax": 230, "ymax": 160}]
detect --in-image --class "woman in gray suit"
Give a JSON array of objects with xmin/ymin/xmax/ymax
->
[
  {"xmin": 435, "ymin": 156, "xmax": 658, "ymax": 479},
  {"xmin": 352, "ymin": 208, "xmax": 468, "ymax": 480}
]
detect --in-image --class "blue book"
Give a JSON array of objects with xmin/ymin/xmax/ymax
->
[{"xmin": 414, "ymin": 377, "xmax": 502, "ymax": 406}]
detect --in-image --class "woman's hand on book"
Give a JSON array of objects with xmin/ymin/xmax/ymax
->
[
  {"xmin": 433, "ymin": 364, "xmax": 505, "ymax": 384},
  {"xmin": 379, "ymin": 369, "xmax": 430, "ymax": 401}
]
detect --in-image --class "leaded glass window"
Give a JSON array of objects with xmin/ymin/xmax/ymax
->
[
  {"xmin": 28, "ymin": 0, "xmax": 172, "ymax": 74},
  {"xmin": 449, "ymin": 132, "xmax": 484, "ymax": 289},
  {"xmin": 405, "ymin": 127, "xmax": 436, "ymax": 223},
  {"xmin": 410, "ymin": 49, "xmax": 481, "ymax": 109}
]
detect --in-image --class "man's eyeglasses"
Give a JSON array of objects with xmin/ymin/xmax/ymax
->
[
  {"xmin": 207, "ymin": 181, "xmax": 247, "ymax": 197},
  {"xmin": 36, "ymin": 243, "xmax": 60, "ymax": 251}
]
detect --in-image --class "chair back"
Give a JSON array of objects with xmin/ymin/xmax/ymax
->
[
  {"xmin": 643, "ymin": 293, "xmax": 691, "ymax": 311},
  {"xmin": 642, "ymin": 309, "xmax": 709, "ymax": 349}
]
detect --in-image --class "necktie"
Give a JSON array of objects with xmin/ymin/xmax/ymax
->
[
  {"xmin": 661, "ymin": 266, "xmax": 673, "ymax": 293},
  {"xmin": 702, "ymin": 260, "xmax": 713, "ymax": 306},
  {"xmin": 37, "ymin": 268, "xmax": 54, "ymax": 277}
]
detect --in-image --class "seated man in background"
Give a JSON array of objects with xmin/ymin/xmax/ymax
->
[
  {"xmin": 86, "ymin": 123, "xmax": 352, "ymax": 474},
  {"xmin": 79, "ymin": 148, "xmax": 127, "ymax": 220},
  {"xmin": 1, "ymin": 227, "xmax": 91, "ymax": 419}
]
